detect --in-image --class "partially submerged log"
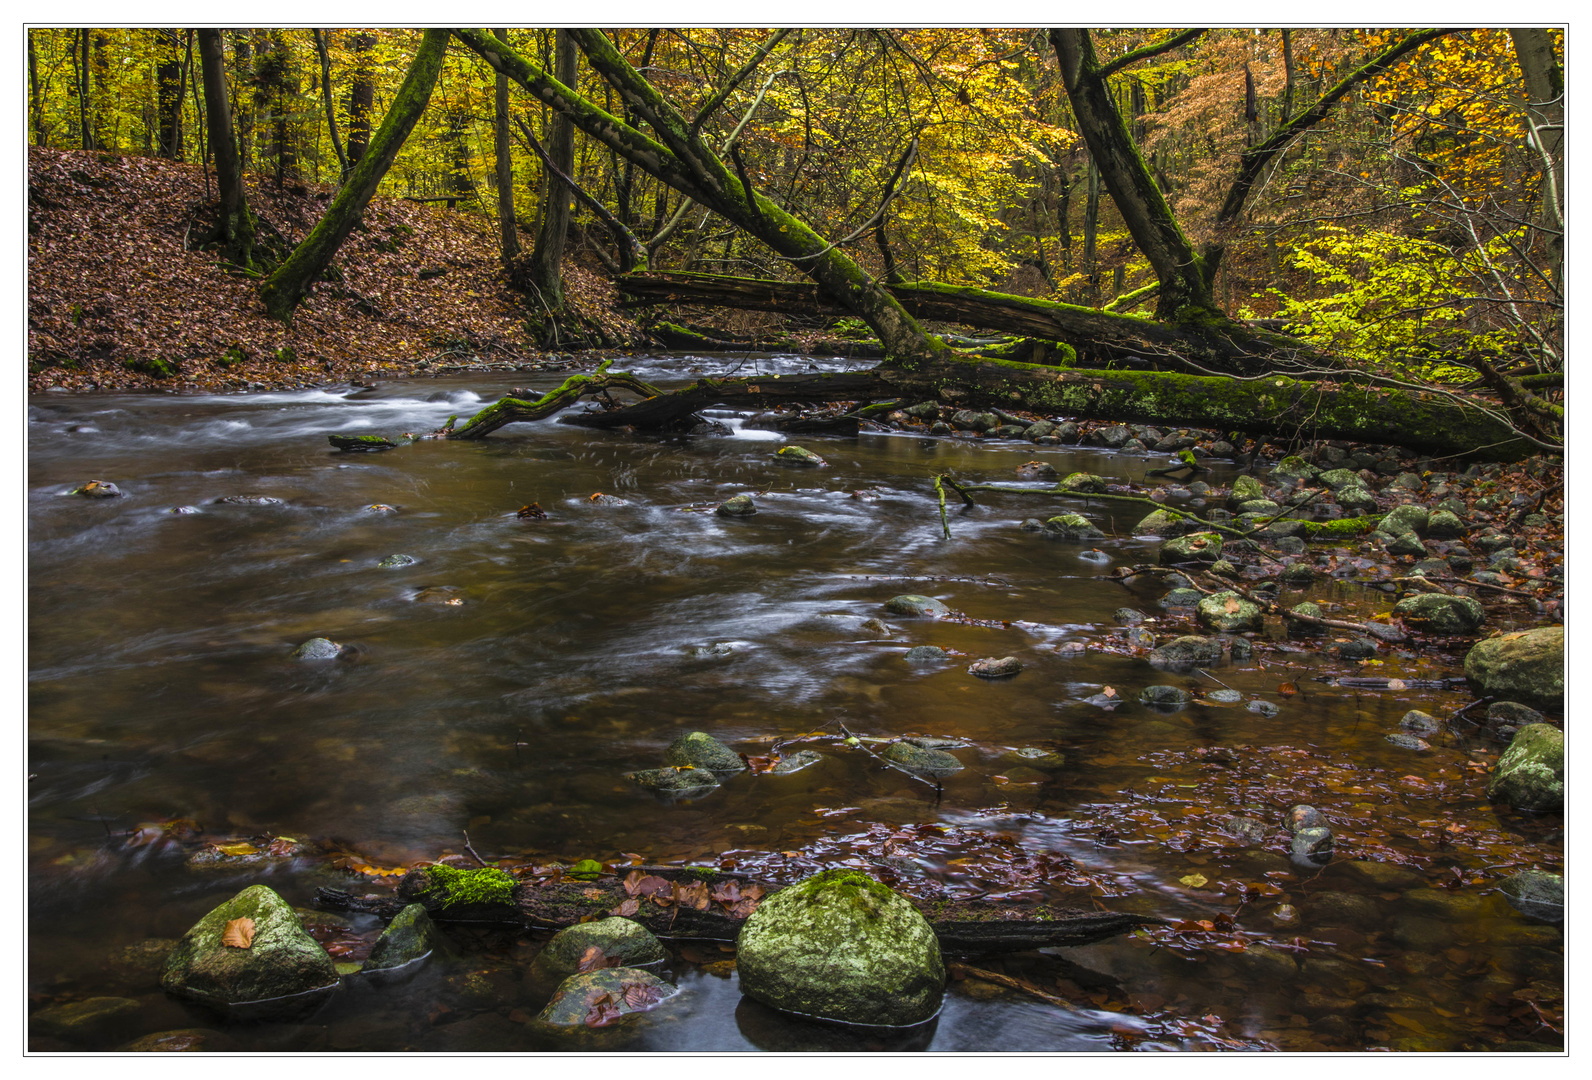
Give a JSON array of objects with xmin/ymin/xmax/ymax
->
[{"xmin": 315, "ymin": 864, "xmax": 1162, "ymax": 955}]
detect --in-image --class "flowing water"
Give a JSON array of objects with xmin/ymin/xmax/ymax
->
[{"xmin": 28, "ymin": 355, "xmax": 1563, "ymax": 1052}]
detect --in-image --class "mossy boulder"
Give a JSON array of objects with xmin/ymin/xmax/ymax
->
[
  {"xmin": 1057, "ymin": 471, "xmax": 1107, "ymax": 494},
  {"xmin": 1335, "ymin": 486, "xmax": 1379, "ymax": 513},
  {"xmin": 1159, "ymin": 532, "xmax": 1223, "ymax": 565},
  {"xmin": 1271, "ymin": 456, "xmax": 1318, "ymax": 483},
  {"xmin": 736, "ymin": 869, "xmax": 945, "ymax": 1027},
  {"xmin": 1376, "ymin": 504, "xmax": 1431, "ymax": 538},
  {"xmin": 774, "ymin": 446, "xmax": 825, "ymax": 467},
  {"xmin": 1195, "ymin": 591, "xmax": 1264, "ymax": 633},
  {"xmin": 1487, "ymin": 723, "xmax": 1563, "ymax": 812},
  {"xmin": 883, "ymin": 594, "xmax": 951, "ymax": 618},
  {"xmin": 665, "ymin": 731, "xmax": 746, "ymax": 774},
  {"xmin": 1499, "ymin": 870, "xmax": 1564, "ymax": 922},
  {"xmin": 1384, "ymin": 531, "xmax": 1427, "ymax": 557},
  {"xmin": 1393, "ymin": 593, "xmax": 1484, "ymax": 635},
  {"xmin": 717, "ymin": 494, "xmax": 757, "ymax": 517},
  {"xmin": 1133, "ymin": 508, "xmax": 1190, "ymax": 536},
  {"xmin": 1425, "ymin": 509, "xmax": 1464, "ymax": 538},
  {"xmin": 1138, "ymin": 685, "xmax": 1191, "ymax": 707},
  {"xmin": 1226, "ymin": 475, "xmax": 1266, "ymax": 508},
  {"xmin": 536, "ymin": 918, "xmax": 667, "ymax": 978},
  {"xmin": 161, "ymin": 885, "xmax": 338, "ymax": 1019},
  {"xmin": 1465, "ymin": 627, "xmax": 1564, "ymax": 707},
  {"xmin": 1148, "ymin": 635, "xmax": 1223, "ymax": 669},
  {"xmin": 536, "ymin": 967, "xmax": 678, "ymax": 1027},
  {"xmin": 364, "ymin": 903, "xmax": 455, "ymax": 976},
  {"xmin": 1042, "ymin": 513, "xmax": 1105, "ymax": 540},
  {"xmin": 1316, "ymin": 468, "xmax": 1361, "ymax": 492}
]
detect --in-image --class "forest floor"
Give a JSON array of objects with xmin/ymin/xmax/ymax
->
[{"xmin": 27, "ymin": 147, "xmax": 642, "ymax": 395}]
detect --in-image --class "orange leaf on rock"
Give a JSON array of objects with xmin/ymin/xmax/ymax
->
[
  {"xmin": 676, "ymin": 881, "xmax": 712, "ymax": 911},
  {"xmin": 221, "ymin": 917, "xmax": 255, "ymax": 948},
  {"xmin": 1224, "ymin": 598, "xmax": 1241, "ymax": 613},
  {"xmin": 577, "ymin": 946, "xmax": 621, "ymax": 973},
  {"xmin": 584, "ymin": 992, "xmax": 622, "ymax": 1028}
]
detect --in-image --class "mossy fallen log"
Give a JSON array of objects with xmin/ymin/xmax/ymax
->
[
  {"xmin": 313, "ymin": 864, "xmax": 1162, "ymax": 955},
  {"xmin": 445, "ymin": 359, "xmax": 664, "ymax": 440}
]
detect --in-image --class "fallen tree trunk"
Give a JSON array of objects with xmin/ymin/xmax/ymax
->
[
  {"xmin": 620, "ymin": 271, "xmax": 1320, "ymax": 376},
  {"xmin": 315, "ymin": 864, "xmax": 1161, "ymax": 955},
  {"xmin": 502, "ymin": 358, "xmax": 1537, "ymax": 460}
]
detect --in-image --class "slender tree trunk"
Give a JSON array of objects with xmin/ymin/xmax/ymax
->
[
  {"xmin": 29, "ymin": 32, "xmax": 46, "ymax": 148},
  {"xmin": 493, "ymin": 28, "xmax": 521, "ymax": 266},
  {"xmin": 260, "ymin": 30, "xmax": 449, "ymax": 322},
  {"xmin": 528, "ymin": 29, "xmax": 578, "ymax": 310},
  {"xmin": 156, "ymin": 31, "xmax": 185, "ymax": 159},
  {"xmin": 1280, "ymin": 30, "xmax": 1296, "ymax": 122},
  {"xmin": 1509, "ymin": 28, "xmax": 1563, "ymax": 283},
  {"xmin": 346, "ymin": 31, "xmax": 374, "ymax": 165},
  {"xmin": 197, "ymin": 28, "xmax": 255, "ymax": 269},
  {"xmin": 1083, "ymin": 157, "xmax": 1100, "ymax": 304},
  {"xmin": 78, "ymin": 29, "xmax": 94, "ymax": 151},
  {"xmin": 1050, "ymin": 29, "xmax": 1219, "ymax": 321},
  {"xmin": 231, "ymin": 31, "xmax": 254, "ymax": 169},
  {"xmin": 312, "ymin": 29, "xmax": 349, "ymax": 182}
]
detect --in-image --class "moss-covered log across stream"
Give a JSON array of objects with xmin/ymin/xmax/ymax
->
[{"xmin": 435, "ymin": 356, "xmax": 1536, "ymax": 461}]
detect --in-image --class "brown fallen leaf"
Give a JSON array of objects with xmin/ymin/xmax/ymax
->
[
  {"xmin": 609, "ymin": 896, "xmax": 642, "ymax": 918},
  {"xmin": 577, "ymin": 945, "xmax": 621, "ymax": 973},
  {"xmin": 1277, "ymin": 682, "xmax": 1298, "ymax": 697},
  {"xmin": 1224, "ymin": 597, "xmax": 1241, "ymax": 613},
  {"xmin": 622, "ymin": 981, "xmax": 661, "ymax": 1010},
  {"xmin": 221, "ymin": 917, "xmax": 255, "ymax": 948},
  {"xmin": 676, "ymin": 880, "xmax": 712, "ymax": 911},
  {"xmin": 584, "ymin": 992, "xmax": 622, "ymax": 1028}
]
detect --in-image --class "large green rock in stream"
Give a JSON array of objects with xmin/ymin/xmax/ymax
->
[
  {"xmin": 161, "ymin": 885, "xmax": 338, "ymax": 1019},
  {"xmin": 1195, "ymin": 590, "xmax": 1264, "ymax": 633},
  {"xmin": 1465, "ymin": 626, "xmax": 1564, "ymax": 707},
  {"xmin": 665, "ymin": 731, "xmax": 746, "ymax": 774},
  {"xmin": 536, "ymin": 917, "xmax": 668, "ymax": 978},
  {"xmin": 1393, "ymin": 593, "xmax": 1484, "ymax": 635},
  {"xmin": 1160, "ymin": 532, "xmax": 1223, "ymax": 565},
  {"xmin": 1487, "ymin": 723, "xmax": 1563, "ymax": 812},
  {"xmin": 1042, "ymin": 513, "xmax": 1104, "ymax": 540},
  {"xmin": 883, "ymin": 594, "xmax": 951, "ymax": 618},
  {"xmin": 736, "ymin": 869, "xmax": 945, "ymax": 1027}
]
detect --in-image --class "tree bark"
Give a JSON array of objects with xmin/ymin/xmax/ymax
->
[
  {"xmin": 156, "ymin": 31, "xmax": 185, "ymax": 159},
  {"xmin": 1050, "ymin": 29, "xmax": 1218, "ymax": 321},
  {"xmin": 196, "ymin": 28, "xmax": 255, "ymax": 269},
  {"xmin": 527, "ymin": 29, "xmax": 578, "ymax": 310},
  {"xmin": 451, "ymin": 27, "xmax": 947, "ymax": 364},
  {"xmin": 345, "ymin": 31, "xmax": 374, "ymax": 166},
  {"xmin": 259, "ymin": 30, "xmax": 449, "ymax": 322},
  {"xmin": 311, "ymin": 29, "xmax": 349, "ymax": 182},
  {"xmin": 492, "ymin": 28, "xmax": 521, "ymax": 267},
  {"xmin": 29, "ymin": 31, "xmax": 46, "ymax": 148}
]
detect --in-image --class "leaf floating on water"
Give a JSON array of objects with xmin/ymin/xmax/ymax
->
[
  {"xmin": 1179, "ymin": 873, "xmax": 1209, "ymax": 888},
  {"xmin": 215, "ymin": 842, "xmax": 258, "ymax": 857},
  {"xmin": 1102, "ymin": 686, "xmax": 1118, "ymax": 698},
  {"xmin": 1386, "ymin": 678, "xmax": 1408, "ymax": 691},
  {"xmin": 1277, "ymin": 682, "xmax": 1298, "ymax": 698},
  {"xmin": 221, "ymin": 917, "xmax": 255, "ymax": 948}
]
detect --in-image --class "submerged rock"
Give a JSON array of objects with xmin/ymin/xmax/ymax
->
[
  {"xmin": 771, "ymin": 750, "xmax": 825, "ymax": 775},
  {"xmin": 717, "ymin": 494, "xmax": 757, "ymax": 517},
  {"xmin": 161, "ymin": 885, "xmax": 338, "ymax": 1020},
  {"xmin": 536, "ymin": 967, "xmax": 678, "ymax": 1027},
  {"xmin": 30, "ymin": 997, "xmax": 142, "ymax": 1042},
  {"xmin": 665, "ymin": 732, "xmax": 746, "ymax": 775},
  {"xmin": 1139, "ymin": 685, "xmax": 1191, "ymax": 707},
  {"xmin": 376, "ymin": 554, "xmax": 417, "ymax": 568},
  {"xmin": 903, "ymin": 645, "xmax": 948, "ymax": 663},
  {"xmin": 1465, "ymin": 626, "xmax": 1564, "ymax": 707},
  {"xmin": 1499, "ymin": 870, "xmax": 1564, "ymax": 923},
  {"xmin": 736, "ymin": 869, "xmax": 945, "ymax": 1027},
  {"xmin": 627, "ymin": 766, "xmax": 720, "ymax": 797},
  {"xmin": 292, "ymin": 637, "xmax": 343, "ymax": 660},
  {"xmin": 882, "ymin": 741, "xmax": 963, "ymax": 777},
  {"xmin": 1487, "ymin": 723, "xmax": 1563, "ymax": 812}
]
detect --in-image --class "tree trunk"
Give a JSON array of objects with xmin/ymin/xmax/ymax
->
[
  {"xmin": 1082, "ymin": 157, "xmax": 1100, "ymax": 303},
  {"xmin": 527, "ymin": 29, "xmax": 578, "ymax": 311},
  {"xmin": 312, "ymin": 29, "xmax": 349, "ymax": 182},
  {"xmin": 492, "ymin": 28, "xmax": 521, "ymax": 267},
  {"xmin": 231, "ymin": 31, "xmax": 254, "ymax": 168},
  {"xmin": 78, "ymin": 29, "xmax": 94, "ymax": 151},
  {"xmin": 345, "ymin": 31, "xmax": 374, "ymax": 166},
  {"xmin": 29, "ymin": 31, "xmax": 46, "ymax": 148},
  {"xmin": 1509, "ymin": 28, "xmax": 1563, "ymax": 280},
  {"xmin": 156, "ymin": 32, "xmax": 185, "ymax": 159},
  {"xmin": 197, "ymin": 28, "xmax": 255, "ymax": 269},
  {"xmin": 259, "ymin": 30, "xmax": 449, "ymax": 323},
  {"xmin": 1280, "ymin": 29, "xmax": 1296, "ymax": 122},
  {"xmin": 1050, "ymin": 30, "xmax": 1218, "ymax": 322},
  {"xmin": 451, "ymin": 27, "xmax": 947, "ymax": 364}
]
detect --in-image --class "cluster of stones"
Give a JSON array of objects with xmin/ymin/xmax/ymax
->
[
  {"xmin": 871, "ymin": 404, "xmax": 1235, "ymax": 454},
  {"xmin": 627, "ymin": 730, "xmax": 823, "ymax": 797}
]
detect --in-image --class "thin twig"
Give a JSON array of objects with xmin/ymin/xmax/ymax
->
[{"xmin": 462, "ymin": 831, "xmax": 487, "ymax": 868}]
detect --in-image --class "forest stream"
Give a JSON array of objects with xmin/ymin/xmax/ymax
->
[{"xmin": 28, "ymin": 353, "xmax": 1563, "ymax": 1053}]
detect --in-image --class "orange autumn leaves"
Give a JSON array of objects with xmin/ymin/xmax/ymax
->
[
  {"xmin": 221, "ymin": 917, "xmax": 255, "ymax": 949},
  {"xmin": 607, "ymin": 870, "xmax": 765, "ymax": 921}
]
